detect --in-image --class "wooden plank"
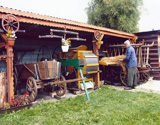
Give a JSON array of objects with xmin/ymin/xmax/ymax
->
[
  {"xmin": 50, "ymin": 77, "xmax": 86, "ymax": 85},
  {"xmin": 93, "ymin": 41, "xmax": 100, "ymax": 88},
  {"xmin": 0, "ymin": 73, "xmax": 6, "ymax": 107}
]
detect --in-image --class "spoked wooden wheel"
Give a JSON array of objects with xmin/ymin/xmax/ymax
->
[
  {"xmin": 94, "ymin": 30, "xmax": 104, "ymax": 40},
  {"xmin": 56, "ymin": 75, "xmax": 67, "ymax": 96},
  {"xmin": 26, "ymin": 77, "xmax": 37, "ymax": 102},
  {"xmin": 37, "ymin": 45, "xmax": 52, "ymax": 62},
  {"xmin": 139, "ymin": 69, "xmax": 150, "ymax": 83},
  {"xmin": 2, "ymin": 14, "xmax": 19, "ymax": 32},
  {"xmin": 120, "ymin": 68, "xmax": 128, "ymax": 86}
]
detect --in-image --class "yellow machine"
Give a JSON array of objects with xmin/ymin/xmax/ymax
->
[{"xmin": 59, "ymin": 45, "xmax": 99, "ymax": 89}]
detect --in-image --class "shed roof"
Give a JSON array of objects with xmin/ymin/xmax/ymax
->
[{"xmin": 0, "ymin": 6, "xmax": 134, "ymax": 39}]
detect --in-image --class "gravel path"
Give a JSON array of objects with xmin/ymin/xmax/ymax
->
[{"xmin": 106, "ymin": 77, "xmax": 160, "ymax": 94}]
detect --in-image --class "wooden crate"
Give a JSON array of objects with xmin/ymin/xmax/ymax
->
[
  {"xmin": 16, "ymin": 63, "xmax": 36, "ymax": 79},
  {"xmin": 37, "ymin": 61, "xmax": 48, "ymax": 79}
]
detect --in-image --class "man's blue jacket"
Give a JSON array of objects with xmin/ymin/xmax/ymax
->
[{"xmin": 123, "ymin": 45, "xmax": 137, "ymax": 68}]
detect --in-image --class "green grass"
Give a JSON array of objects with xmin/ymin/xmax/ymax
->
[{"xmin": 1, "ymin": 85, "xmax": 160, "ymax": 125}]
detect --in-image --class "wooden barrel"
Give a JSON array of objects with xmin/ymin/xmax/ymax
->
[{"xmin": 0, "ymin": 72, "xmax": 6, "ymax": 107}]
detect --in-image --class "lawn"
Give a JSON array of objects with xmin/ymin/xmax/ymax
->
[{"xmin": 1, "ymin": 85, "xmax": 160, "ymax": 125}]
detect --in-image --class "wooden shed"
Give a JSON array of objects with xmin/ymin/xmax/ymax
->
[
  {"xmin": 0, "ymin": 6, "xmax": 135, "ymax": 104},
  {"xmin": 135, "ymin": 30, "xmax": 160, "ymax": 80}
]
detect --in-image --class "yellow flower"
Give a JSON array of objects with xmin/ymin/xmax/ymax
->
[
  {"xmin": 66, "ymin": 38, "xmax": 71, "ymax": 46},
  {"xmin": 7, "ymin": 30, "xmax": 11, "ymax": 35},
  {"xmin": 96, "ymin": 40, "xmax": 102, "ymax": 45}
]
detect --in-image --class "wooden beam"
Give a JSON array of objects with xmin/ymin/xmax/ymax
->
[
  {"xmin": 6, "ymin": 39, "xmax": 15, "ymax": 105},
  {"xmin": 0, "ymin": 13, "xmax": 135, "ymax": 39},
  {"xmin": 93, "ymin": 41, "xmax": 100, "ymax": 88},
  {"xmin": 0, "ymin": 34, "xmax": 15, "ymax": 104},
  {"xmin": 0, "ymin": 8, "xmax": 134, "ymax": 38},
  {"xmin": 0, "ymin": 33, "xmax": 8, "ymax": 43}
]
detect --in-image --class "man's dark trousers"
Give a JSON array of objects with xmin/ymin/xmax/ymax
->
[{"xmin": 127, "ymin": 67, "xmax": 137, "ymax": 87}]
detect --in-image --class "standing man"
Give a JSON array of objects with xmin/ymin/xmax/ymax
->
[{"xmin": 121, "ymin": 40, "xmax": 138, "ymax": 90}]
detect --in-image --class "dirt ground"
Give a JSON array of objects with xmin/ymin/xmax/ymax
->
[
  {"xmin": 32, "ymin": 78, "xmax": 160, "ymax": 105},
  {"xmin": 105, "ymin": 77, "xmax": 160, "ymax": 94}
]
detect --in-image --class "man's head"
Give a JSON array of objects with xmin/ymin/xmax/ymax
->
[{"xmin": 124, "ymin": 40, "xmax": 130, "ymax": 48}]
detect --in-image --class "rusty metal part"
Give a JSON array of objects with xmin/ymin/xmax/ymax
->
[
  {"xmin": 55, "ymin": 75, "xmax": 66, "ymax": 96},
  {"xmin": 2, "ymin": 14, "xmax": 19, "ymax": 32},
  {"xmin": 26, "ymin": 77, "xmax": 37, "ymax": 102}
]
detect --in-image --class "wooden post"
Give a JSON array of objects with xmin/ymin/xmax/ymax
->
[
  {"xmin": 0, "ymin": 72, "xmax": 6, "ymax": 107},
  {"xmin": 6, "ymin": 38, "xmax": 15, "ymax": 105},
  {"xmin": 93, "ymin": 41, "xmax": 100, "ymax": 88}
]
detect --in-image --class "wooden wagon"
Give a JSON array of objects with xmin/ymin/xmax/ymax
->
[
  {"xmin": 15, "ymin": 59, "xmax": 67, "ymax": 102},
  {"xmin": 99, "ymin": 41, "xmax": 154, "ymax": 86},
  {"xmin": 99, "ymin": 55, "xmax": 129, "ymax": 86}
]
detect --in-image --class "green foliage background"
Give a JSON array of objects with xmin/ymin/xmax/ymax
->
[{"xmin": 87, "ymin": 0, "xmax": 143, "ymax": 33}]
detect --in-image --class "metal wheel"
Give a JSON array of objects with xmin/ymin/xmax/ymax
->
[
  {"xmin": 55, "ymin": 75, "xmax": 67, "ymax": 96},
  {"xmin": 120, "ymin": 68, "xmax": 128, "ymax": 86},
  {"xmin": 26, "ymin": 77, "xmax": 37, "ymax": 102},
  {"xmin": 2, "ymin": 14, "xmax": 19, "ymax": 32}
]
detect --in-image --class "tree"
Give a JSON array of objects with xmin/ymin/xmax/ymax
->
[{"xmin": 87, "ymin": 0, "xmax": 143, "ymax": 33}]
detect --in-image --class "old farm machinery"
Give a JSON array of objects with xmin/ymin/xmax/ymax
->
[
  {"xmin": 13, "ymin": 28, "xmax": 94, "ymax": 102},
  {"xmin": 15, "ymin": 59, "xmax": 67, "ymax": 102},
  {"xmin": 59, "ymin": 45, "xmax": 99, "ymax": 91},
  {"xmin": 99, "ymin": 41, "xmax": 154, "ymax": 86},
  {"xmin": 38, "ymin": 28, "xmax": 99, "ymax": 100}
]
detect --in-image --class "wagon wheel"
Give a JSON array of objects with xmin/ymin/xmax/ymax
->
[
  {"xmin": 37, "ymin": 45, "xmax": 52, "ymax": 62},
  {"xmin": 2, "ymin": 14, "xmax": 19, "ymax": 32},
  {"xmin": 52, "ymin": 46, "xmax": 61, "ymax": 59},
  {"xmin": 139, "ymin": 70, "xmax": 150, "ymax": 83},
  {"xmin": 55, "ymin": 75, "xmax": 67, "ymax": 96},
  {"xmin": 94, "ymin": 30, "xmax": 103, "ymax": 40},
  {"xmin": 26, "ymin": 77, "xmax": 37, "ymax": 102},
  {"xmin": 120, "ymin": 68, "xmax": 128, "ymax": 86}
]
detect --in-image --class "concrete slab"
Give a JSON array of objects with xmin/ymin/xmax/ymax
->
[{"xmin": 32, "ymin": 91, "xmax": 79, "ymax": 105}]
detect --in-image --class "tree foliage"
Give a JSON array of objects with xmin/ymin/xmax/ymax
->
[{"xmin": 87, "ymin": 0, "xmax": 143, "ymax": 33}]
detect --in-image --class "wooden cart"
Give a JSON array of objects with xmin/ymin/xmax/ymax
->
[
  {"xmin": 99, "ymin": 55, "xmax": 129, "ymax": 86},
  {"xmin": 15, "ymin": 59, "xmax": 66, "ymax": 102},
  {"xmin": 99, "ymin": 41, "xmax": 154, "ymax": 86}
]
